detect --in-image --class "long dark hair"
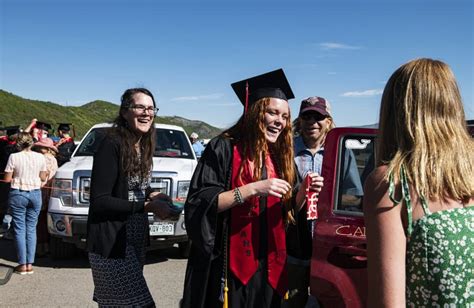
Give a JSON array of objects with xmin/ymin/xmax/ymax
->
[{"xmin": 112, "ymin": 88, "xmax": 156, "ymax": 180}]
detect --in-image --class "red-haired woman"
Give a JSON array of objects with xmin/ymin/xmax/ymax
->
[{"xmin": 182, "ymin": 69, "xmax": 320, "ymax": 308}]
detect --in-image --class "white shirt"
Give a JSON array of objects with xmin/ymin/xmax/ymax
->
[{"xmin": 5, "ymin": 150, "xmax": 47, "ymax": 190}]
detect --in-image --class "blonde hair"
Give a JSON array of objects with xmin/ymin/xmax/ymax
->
[
  {"xmin": 377, "ymin": 58, "xmax": 474, "ymax": 202},
  {"xmin": 223, "ymin": 97, "xmax": 296, "ymax": 222},
  {"xmin": 16, "ymin": 132, "xmax": 34, "ymax": 151},
  {"xmin": 293, "ymin": 115, "xmax": 335, "ymax": 142}
]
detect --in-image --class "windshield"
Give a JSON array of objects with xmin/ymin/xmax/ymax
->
[{"xmin": 74, "ymin": 127, "xmax": 195, "ymax": 159}]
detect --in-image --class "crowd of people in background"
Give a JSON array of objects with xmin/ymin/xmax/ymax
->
[{"xmin": 0, "ymin": 119, "xmax": 76, "ymax": 270}]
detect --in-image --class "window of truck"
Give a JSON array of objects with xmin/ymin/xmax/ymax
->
[
  {"xmin": 74, "ymin": 127, "xmax": 194, "ymax": 159},
  {"xmin": 334, "ymin": 135, "xmax": 376, "ymax": 215}
]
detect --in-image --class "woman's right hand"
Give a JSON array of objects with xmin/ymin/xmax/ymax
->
[
  {"xmin": 217, "ymin": 178, "xmax": 292, "ymax": 213},
  {"xmin": 250, "ymin": 178, "xmax": 292, "ymax": 198}
]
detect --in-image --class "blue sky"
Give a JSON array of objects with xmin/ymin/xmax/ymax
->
[{"xmin": 1, "ymin": 0, "xmax": 473, "ymax": 128}]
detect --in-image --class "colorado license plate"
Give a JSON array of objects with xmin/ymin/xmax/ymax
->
[{"xmin": 149, "ymin": 222, "xmax": 174, "ymax": 236}]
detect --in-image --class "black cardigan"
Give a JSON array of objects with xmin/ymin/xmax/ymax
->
[{"xmin": 86, "ymin": 134, "xmax": 147, "ymax": 258}]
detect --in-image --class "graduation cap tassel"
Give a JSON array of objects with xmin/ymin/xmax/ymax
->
[
  {"xmin": 223, "ymin": 279, "xmax": 229, "ymax": 308},
  {"xmin": 219, "ymin": 277, "xmax": 229, "ymax": 308},
  {"xmin": 219, "ymin": 221, "xmax": 229, "ymax": 307}
]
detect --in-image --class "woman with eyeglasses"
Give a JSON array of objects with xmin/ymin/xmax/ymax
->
[
  {"xmin": 285, "ymin": 97, "xmax": 362, "ymax": 307},
  {"xmin": 86, "ymin": 88, "xmax": 173, "ymax": 307}
]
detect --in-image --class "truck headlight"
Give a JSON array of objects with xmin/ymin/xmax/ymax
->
[
  {"xmin": 80, "ymin": 177, "xmax": 91, "ymax": 202},
  {"xmin": 177, "ymin": 181, "xmax": 190, "ymax": 201},
  {"xmin": 51, "ymin": 179, "xmax": 73, "ymax": 207}
]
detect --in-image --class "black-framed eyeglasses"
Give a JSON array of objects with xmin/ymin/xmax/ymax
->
[{"xmin": 129, "ymin": 104, "xmax": 159, "ymax": 116}]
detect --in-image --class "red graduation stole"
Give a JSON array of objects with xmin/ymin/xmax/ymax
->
[
  {"xmin": 55, "ymin": 137, "xmax": 73, "ymax": 146},
  {"xmin": 229, "ymin": 145, "xmax": 288, "ymax": 296}
]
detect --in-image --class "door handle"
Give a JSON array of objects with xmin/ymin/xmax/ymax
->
[
  {"xmin": 328, "ymin": 245, "xmax": 367, "ymax": 268},
  {"xmin": 336, "ymin": 245, "xmax": 366, "ymax": 257}
]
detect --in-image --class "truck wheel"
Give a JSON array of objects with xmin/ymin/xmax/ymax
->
[
  {"xmin": 49, "ymin": 236, "xmax": 76, "ymax": 259},
  {"xmin": 178, "ymin": 241, "xmax": 190, "ymax": 258}
]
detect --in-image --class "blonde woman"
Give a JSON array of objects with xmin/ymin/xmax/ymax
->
[
  {"xmin": 33, "ymin": 138, "xmax": 58, "ymax": 182},
  {"xmin": 364, "ymin": 58, "xmax": 474, "ymax": 306},
  {"xmin": 3, "ymin": 132, "xmax": 47, "ymax": 274},
  {"xmin": 32, "ymin": 138, "xmax": 59, "ymax": 255}
]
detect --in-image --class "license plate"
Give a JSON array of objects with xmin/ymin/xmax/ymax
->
[{"xmin": 149, "ymin": 222, "xmax": 174, "ymax": 236}]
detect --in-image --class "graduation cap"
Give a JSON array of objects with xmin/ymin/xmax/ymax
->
[
  {"xmin": 231, "ymin": 68, "xmax": 295, "ymax": 113},
  {"xmin": 58, "ymin": 123, "xmax": 72, "ymax": 132},
  {"xmin": 3, "ymin": 126, "xmax": 21, "ymax": 136},
  {"xmin": 35, "ymin": 121, "xmax": 52, "ymax": 131}
]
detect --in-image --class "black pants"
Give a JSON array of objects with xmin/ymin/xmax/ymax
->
[{"xmin": 284, "ymin": 262, "xmax": 310, "ymax": 308}]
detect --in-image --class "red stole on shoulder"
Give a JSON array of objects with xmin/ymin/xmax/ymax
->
[
  {"xmin": 229, "ymin": 145, "xmax": 288, "ymax": 296},
  {"xmin": 55, "ymin": 137, "xmax": 73, "ymax": 146}
]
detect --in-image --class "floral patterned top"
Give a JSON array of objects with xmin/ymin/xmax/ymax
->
[
  {"xmin": 389, "ymin": 169, "xmax": 474, "ymax": 307},
  {"xmin": 406, "ymin": 207, "xmax": 474, "ymax": 307}
]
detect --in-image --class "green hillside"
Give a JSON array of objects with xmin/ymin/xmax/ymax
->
[{"xmin": 0, "ymin": 90, "xmax": 222, "ymax": 139}]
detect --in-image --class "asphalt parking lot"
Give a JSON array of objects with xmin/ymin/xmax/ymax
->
[{"xmin": 0, "ymin": 236, "xmax": 187, "ymax": 307}]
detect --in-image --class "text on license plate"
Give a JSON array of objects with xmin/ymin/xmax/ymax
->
[{"xmin": 149, "ymin": 223, "xmax": 174, "ymax": 236}]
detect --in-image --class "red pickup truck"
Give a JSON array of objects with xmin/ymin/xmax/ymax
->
[{"xmin": 310, "ymin": 123, "xmax": 474, "ymax": 307}]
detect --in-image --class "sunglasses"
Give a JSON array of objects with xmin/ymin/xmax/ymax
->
[{"xmin": 300, "ymin": 113, "xmax": 328, "ymax": 122}]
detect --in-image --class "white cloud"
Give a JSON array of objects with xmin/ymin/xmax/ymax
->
[
  {"xmin": 170, "ymin": 93, "xmax": 223, "ymax": 101},
  {"xmin": 341, "ymin": 89, "xmax": 383, "ymax": 97},
  {"xmin": 319, "ymin": 42, "xmax": 362, "ymax": 50},
  {"xmin": 327, "ymin": 72, "xmax": 337, "ymax": 75}
]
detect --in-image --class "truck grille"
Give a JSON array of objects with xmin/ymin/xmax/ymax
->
[{"xmin": 75, "ymin": 177, "xmax": 172, "ymax": 207}]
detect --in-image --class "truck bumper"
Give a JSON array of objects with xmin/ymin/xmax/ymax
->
[{"xmin": 47, "ymin": 212, "xmax": 188, "ymax": 249}]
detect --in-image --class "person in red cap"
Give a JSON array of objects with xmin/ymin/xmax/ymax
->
[
  {"xmin": 182, "ymin": 69, "xmax": 322, "ymax": 308},
  {"xmin": 286, "ymin": 96, "xmax": 363, "ymax": 307}
]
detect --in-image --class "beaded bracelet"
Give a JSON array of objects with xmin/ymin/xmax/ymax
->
[{"xmin": 233, "ymin": 187, "xmax": 244, "ymax": 205}]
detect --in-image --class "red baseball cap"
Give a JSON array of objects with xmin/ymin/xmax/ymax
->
[{"xmin": 299, "ymin": 96, "xmax": 331, "ymax": 117}]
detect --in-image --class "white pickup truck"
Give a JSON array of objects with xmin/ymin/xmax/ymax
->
[{"xmin": 47, "ymin": 123, "xmax": 198, "ymax": 258}]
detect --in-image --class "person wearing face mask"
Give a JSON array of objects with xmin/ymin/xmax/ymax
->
[
  {"xmin": 285, "ymin": 97, "xmax": 363, "ymax": 307},
  {"xmin": 86, "ymin": 88, "xmax": 175, "ymax": 307},
  {"xmin": 182, "ymin": 69, "xmax": 322, "ymax": 308}
]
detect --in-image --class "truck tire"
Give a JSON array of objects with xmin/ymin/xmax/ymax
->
[
  {"xmin": 49, "ymin": 236, "xmax": 76, "ymax": 259},
  {"xmin": 178, "ymin": 241, "xmax": 190, "ymax": 258}
]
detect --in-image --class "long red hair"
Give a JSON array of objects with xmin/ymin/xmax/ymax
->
[{"xmin": 223, "ymin": 97, "xmax": 296, "ymax": 222}]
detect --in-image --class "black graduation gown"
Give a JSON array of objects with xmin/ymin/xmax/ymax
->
[
  {"xmin": 182, "ymin": 136, "xmax": 282, "ymax": 308},
  {"xmin": 57, "ymin": 139, "xmax": 75, "ymax": 167}
]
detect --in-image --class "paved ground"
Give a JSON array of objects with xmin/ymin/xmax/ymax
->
[{"xmin": 0, "ymin": 236, "xmax": 187, "ymax": 307}]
